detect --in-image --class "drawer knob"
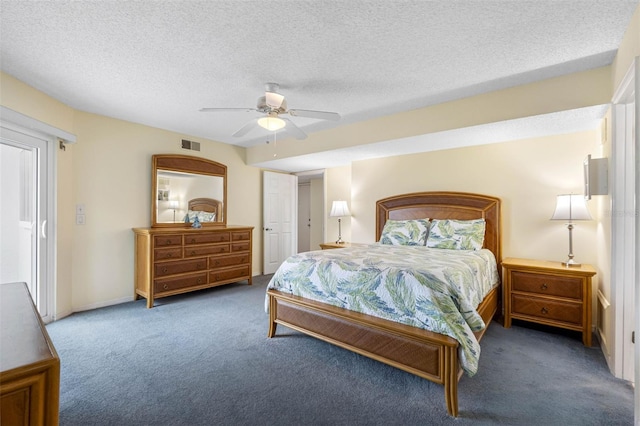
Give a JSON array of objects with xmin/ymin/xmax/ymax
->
[
  {"xmin": 541, "ymin": 307, "xmax": 549, "ymax": 314},
  {"xmin": 163, "ymin": 284, "xmax": 169, "ymax": 290},
  {"xmin": 191, "ymin": 238, "xmax": 196, "ymax": 243},
  {"xmin": 191, "ymin": 251, "xmax": 196, "ymax": 256},
  {"xmin": 166, "ymin": 239, "xmax": 171, "ymax": 244},
  {"xmin": 215, "ymin": 260, "xmax": 220, "ymax": 266},
  {"xmin": 541, "ymin": 283, "xmax": 548, "ymax": 290},
  {"xmin": 162, "ymin": 267, "xmax": 168, "ymax": 273},
  {"xmin": 197, "ymin": 278, "xmax": 203, "ymax": 284},
  {"xmin": 166, "ymin": 253, "xmax": 172, "ymax": 258}
]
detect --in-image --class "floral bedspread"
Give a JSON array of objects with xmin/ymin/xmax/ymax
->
[{"xmin": 265, "ymin": 244, "xmax": 499, "ymax": 376}]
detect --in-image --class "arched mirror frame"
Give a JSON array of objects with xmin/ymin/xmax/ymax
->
[{"xmin": 151, "ymin": 154, "xmax": 227, "ymax": 228}]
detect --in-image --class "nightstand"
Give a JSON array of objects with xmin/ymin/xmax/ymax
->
[
  {"xmin": 319, "ymin": 242, "xmax": 362, "ymax": 250},
  {"xmin": 502, "ymin": 257, "xmax": 596, "ymax": 346}
]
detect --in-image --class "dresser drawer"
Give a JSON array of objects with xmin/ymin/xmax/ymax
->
[
  {"xmin": 511, "ymin": 294, "xmax": 583, "ymax": 325},
  {"xmin": 210, "ymin": 265, "xmax": 250, "ymax": 282},
  {"xmin": 231, "ymin": 241, "xmax": 250, "ymax": 252},
  {"xmin": 154, "ymin": 258, "xmax": 207, "ymax": 277},
  {"xmin": 231, "ymin": 231, "xmax": 251, "ymax": 241},
  {"xmin": 135, "ymin": 226, "xmax": 253, "ymax": 308},
  {"xmin": 154, "ymin": 247, "xmax": 182, "ymax": 261},
  {"xmin": 185, "ymin": 244, "xmax": 230, "ymax": 258},
  {"xmin": 155, "ymin": 272, "xmax": 208, "ymax": 293},
  {"xmin": 154, "ymin": 234, "xmax": 182, "ymax": 247},
  {"xmin": 185, "ymin": 232, "xmax": 230, "ymax": 245},
  {"xmin": 210, "ymin": 253, "xmax": 250, "ymax": 269},
  {"xmin": 511, "ymin": 271, "xmax": 582, "ymax": 300}
]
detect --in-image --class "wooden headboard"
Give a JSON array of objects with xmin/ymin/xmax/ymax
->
[
  {"xmin": 376, "ymin": 191, "xmax": 501, "ymax": 262},
  {"xmin": 188, "ymin": 198, "xmax": 223, "ymax": 220}
]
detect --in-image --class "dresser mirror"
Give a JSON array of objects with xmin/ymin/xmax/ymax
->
[{"xmin": 151, "ymin": 154, "xmax": 227, "ymax": 227}]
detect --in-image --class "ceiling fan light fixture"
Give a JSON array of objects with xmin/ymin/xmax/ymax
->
[
  {"xmin": 258, "ymin": 116, "xmax": 286, "ymax": 131},
  {"xmin": 265, "ymin": 91, "xmax": 285, "ymax": 108}
]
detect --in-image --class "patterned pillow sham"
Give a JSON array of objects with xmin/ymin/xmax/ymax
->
[
  {"xmin": 183, "ymin": 210, "xmax": 216, "ymax": 223},
  {"xmin": 379, "ymin": 219, "xmax": 430, "ymax": 246},
  {"xmin": 426, "ymin": 218, "xmax": 486, "ymax": 250}
]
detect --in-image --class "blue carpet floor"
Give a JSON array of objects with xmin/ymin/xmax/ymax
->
[{"xmin": 46, "ymin": 275, "xmax": 633, "ymax": 425}]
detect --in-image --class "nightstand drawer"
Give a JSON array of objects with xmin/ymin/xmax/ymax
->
[
  {"xmin": 502, "ymin": 257, "xmax": 596, "ymax": 347},
  {"xmin": 511, "ymin": 271, "xmax": 582, "ymax": 300},
  {"xmin": 511, "ymin": 294, "xmax": 583, "ymax": 325}
]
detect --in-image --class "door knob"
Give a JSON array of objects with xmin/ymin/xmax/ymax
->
[{"xmin": 264, "ymin": 228, "xmax": 273, "ymax": 231}]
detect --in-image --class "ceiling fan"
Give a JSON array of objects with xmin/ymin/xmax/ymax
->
[{"xmin": 199, "ymin": 83, "xmax": 340, "ymax": 140}]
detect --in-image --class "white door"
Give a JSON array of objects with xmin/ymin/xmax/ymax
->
[
  {"xmin": 297, "ymin": 183, "xmax": 311, "ymax": 252},
  {"xmin": 263, "ymin": 171, "xmax": 297, "ymax": 274},
  {"xmin": 0, "ymin": 127, "xmax": 52, "ymax": 320},
  {"xmin": 610, "ymin": 59, "xmax": 637, "ymax": 385},
  {"xmin": 622, "ymin": 99, "xmax": 635, "ymax": 382}
]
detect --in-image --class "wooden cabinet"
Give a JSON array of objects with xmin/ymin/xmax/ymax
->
[
  {"xmin": 502, "ymin": 257, "xmax": 596, "ymax": 346},
  {"xmin": 1, "ymin": 282, "xmax": 60, "ymax": 426},
  {"xmin": 133, "ymin": 226, "xmax": 253, "ymax": 308}
]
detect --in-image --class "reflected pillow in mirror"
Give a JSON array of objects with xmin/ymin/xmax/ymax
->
[{"xmin": 183, "ymin": 210, "xmax": 216, "ymax": 223}]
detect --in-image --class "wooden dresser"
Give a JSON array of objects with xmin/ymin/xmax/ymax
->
[
  {"xmin": 1, "ymin": 282, "xmax": 60, "ymax": 425},
  {"xmin": 502, "ymin": 257, "xmax": 596, "ymax": 346},
  {"xmin": 133, "ymin": 226, "xmax": 253, "ymax": 308}
]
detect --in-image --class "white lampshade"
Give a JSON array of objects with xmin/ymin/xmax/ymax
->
[
  {"xmin": 330, "ymin": 201, "xmax": 351, "ymax": 217},
  {"xmin": 168, "ymin": 200, "xmax": 180, "ymax": 210},
  {"xmin": 258, "ymin": 116, "xmax": 286, "ymax": 131},
  {"xmin": 551, "ymin": 194, "xmax": 592, "ymax": 222}
]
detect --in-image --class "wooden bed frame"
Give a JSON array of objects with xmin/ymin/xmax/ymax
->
[
  {"xmin": 266, "ymin": 191, "xmax": 501, "ymax": 416},
  {"xmin": 188, "ymin": 198, "xmax": 223, "ymax": 222}
]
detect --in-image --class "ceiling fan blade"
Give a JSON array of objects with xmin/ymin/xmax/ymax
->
[
  {"xmin": 232, "ymin": 119, "xmax": 258, "ymax": 137},
  {"xmin": 288, "ymin": 109, "xmax": 340, "ymax": 121},
  {"xmin": 280, "ymin": 118, "xmax": 307, "ymax": 140},
  {"xmin": 199, "ymin": 107, "xmax": 256, "ymax": 113}
]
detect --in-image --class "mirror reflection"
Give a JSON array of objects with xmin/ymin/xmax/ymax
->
[
  {"xmin": 156, "ymin": 171, "xmax": 224, "ymax": 224},
  {"xmin": 151, "ymin": 154, "xmax": 227, "ymax": 227}
]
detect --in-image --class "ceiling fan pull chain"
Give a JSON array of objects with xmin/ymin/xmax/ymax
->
[{"xmin": 273, "ymin": 130, "xmax": 278, "ymax": 157}]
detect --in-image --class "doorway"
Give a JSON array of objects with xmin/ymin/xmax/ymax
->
[
  {"xmin": 296, "ymin": 170, "xmax": 324, "ymax": 252},
  {"xmin": 0, "ymin": 126, "xmax": 53, "ymax": 321}
]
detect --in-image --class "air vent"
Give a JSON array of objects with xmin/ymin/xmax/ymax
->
[{"xmin": 181, "ymin": 139, "xmax": 201, "ymax": 151}]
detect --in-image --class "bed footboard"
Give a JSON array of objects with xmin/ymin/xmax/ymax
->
[
  {"xmin": 267, "ymin": 285, "xmax": 499, "ymax": 417},
  {"xmin": 267, "ymin": 289, "xmax": 462, "ymax": 416}
]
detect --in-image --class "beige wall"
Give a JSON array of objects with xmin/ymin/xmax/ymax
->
[
  {"xmin": 325, "ymin": 165, "xmax": 353, "ymax": 244},
  {"xmin": 346, "ymin": 131, "xmax": 600, "ymax": 264},
  {"xmin": 612, "ymin": 5, "xmax": 640, "ymax": 90},
  {"xmin": 67, "ymin": 112, "xmax": 261, "ymax": 311},
  {"xmin": 247, "ymin": 66, "xmax": 611, "ymax": 167},
  {"xmin": 1, "ymin": 72, "xmax": 263, "ymax": 316}
]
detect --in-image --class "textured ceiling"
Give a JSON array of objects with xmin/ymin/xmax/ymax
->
[{"xmin": 1, "ymin": 1, "xmax": 638, "ymax": 171}]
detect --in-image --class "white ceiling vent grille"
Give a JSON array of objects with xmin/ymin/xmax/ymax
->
[{"xmin": 181, "ymin": 139, "xmax": 201, "ymax": 151}]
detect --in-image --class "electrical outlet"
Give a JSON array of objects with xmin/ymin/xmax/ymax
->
[
  {"xmin": 76, "ymin": 214, "xmax": 85, "ymax": 225},
  {"xmin": 76, "ymin": 204, "xmax": 85, "ymax": 215}
]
